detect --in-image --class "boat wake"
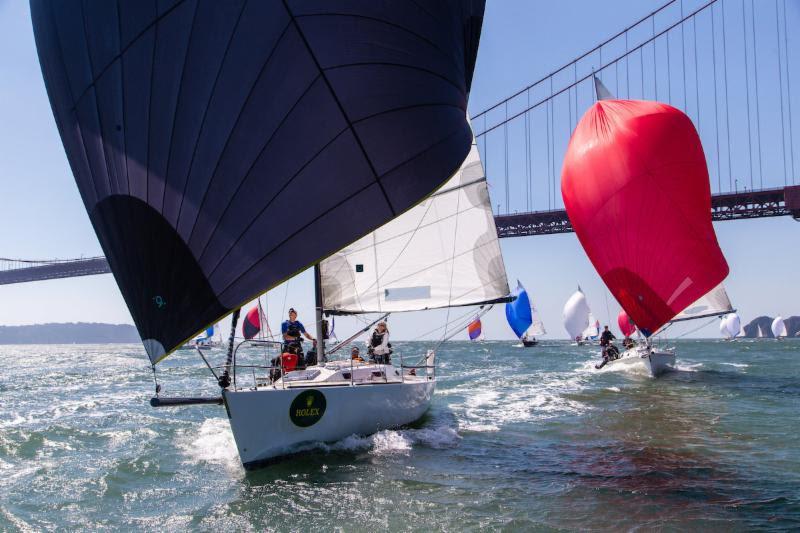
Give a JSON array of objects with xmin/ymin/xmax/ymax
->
[{"xmin": 178, "ymin": 418, "xmax": 242, "ymax": 473}]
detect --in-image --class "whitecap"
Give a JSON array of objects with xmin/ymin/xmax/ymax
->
[{"xmin": 176, "ymin": 418, "xmax": 242, "ymax": 474}]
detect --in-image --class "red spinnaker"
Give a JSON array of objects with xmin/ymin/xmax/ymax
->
[
  {"xmin": 561, "ymin": 100, "xmax": 729, "ymax": 336},
  {"xmin": 242, "ymin": 307, "xmax": 261, "ymax": 340},
  {"xmin": 617, "ymin": 310, "xmax": 636, "ymax": 337}
]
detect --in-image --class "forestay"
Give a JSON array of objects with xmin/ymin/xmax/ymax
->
[
  {"xmin": 320, "ymin": 138, "xmax": 510, "ymax": 314},
  {"xmin": 31, "ymin": 0, "xmax": 486, "ymax": 362}
]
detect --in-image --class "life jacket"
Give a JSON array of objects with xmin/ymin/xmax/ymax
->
[
  {"xmin": 280, "ymin": 352, "xmax": 298, "ymax": 372},
  {"xmin": 370, "ymin": 330, "xmax": 385, "ymax": 348}
]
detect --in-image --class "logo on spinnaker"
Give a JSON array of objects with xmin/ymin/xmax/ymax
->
[{"xmin": 289, "ymin": 389, "xmax": 326, "ymax": 427}]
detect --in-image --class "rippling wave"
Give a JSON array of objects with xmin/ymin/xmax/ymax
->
[{"xmin": 1, "ymin": 339, "xmax": 799, "ymax": 530}]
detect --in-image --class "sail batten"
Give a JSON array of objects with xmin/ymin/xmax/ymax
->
[{"xmin": 32, "ymin": 0, "xmax": 486, "ymax": 362}]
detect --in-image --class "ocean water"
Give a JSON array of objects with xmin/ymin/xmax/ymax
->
[{"xmin": 1, "ymin": 339, "xmax": 799, "ymax": 531}]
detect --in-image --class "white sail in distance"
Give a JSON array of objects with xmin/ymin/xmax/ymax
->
[
  {"xmin": 771, "ymin": 316, "xmax": 787, "ymax": 338},
  {"xmin": 320, "ymin": 136, "xmax": 510, "ymax": 314},
  {"xmin": 671, "ymin": 283, "xmax": 734, "ymax": 322},
  {"xmin": 563, "ymin": 289, "xmax": 591, "ymax": 339},
  {"xmin": 529, "ymin": 299, "xmax": 546, "ymax": 336}
]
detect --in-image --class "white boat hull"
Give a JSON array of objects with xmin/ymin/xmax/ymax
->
[
  {"xmin": 603, "ymin": 345, "xmax": 675, "ymax": 378},
  {"xmin": 224, "ymin": 366, "xmax": 434, "ymax": 469}
]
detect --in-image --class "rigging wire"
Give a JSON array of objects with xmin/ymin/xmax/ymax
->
[{"xmin": 775, "ymin": 0, "xmax": 788, "ymax": 185}]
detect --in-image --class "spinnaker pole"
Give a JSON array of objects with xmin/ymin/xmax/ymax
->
[{"xmin": 314, "ymin": 264, "xmax": 325, "ymax": 362}]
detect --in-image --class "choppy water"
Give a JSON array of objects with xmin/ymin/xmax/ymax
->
[{"xmin": 1, "ymin": 339, "xmax": 799, "ymax": 531}]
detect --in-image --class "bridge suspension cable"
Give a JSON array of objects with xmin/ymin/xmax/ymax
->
[{"xmin": 472, "ymin": 0, "xmax": 798, "ymax": 218}]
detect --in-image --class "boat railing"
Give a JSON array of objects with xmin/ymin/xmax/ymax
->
[{"xmin": 231, "ymin": 338, "xmax": 287, "ymax": 390}]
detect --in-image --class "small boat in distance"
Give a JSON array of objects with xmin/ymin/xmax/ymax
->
[
  {"xmin": 563, "ymin": 287, "xmax": 591, "ymax": 345},
  {"xmin": 772, "ymin": 316, "xmax": 787, "ymax": 339},
  {"xmin": 758, "ymin": 324, "xmax": 766, "ymax": 338},
  {"xmin": 506, "ymin": 281, "xmax": 545, "ymax": 347},
  {"xmin": 467, "ymin": 317, "xmax": 483, "ymax": 342}
]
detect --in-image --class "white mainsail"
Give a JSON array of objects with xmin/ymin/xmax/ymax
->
[
  {"xmin": 757, "ymin": 324, "xmax": 765, "ymax": 338},
  {"xmin": 563, "ymin": 288, "xmax": 591, "ymax": 340},
  {"xmin": 320, "ymin": 138, "xmax": 510, "ymax": 314},
  {"xmin": 671, "ymin": 283, "xmax": 734, "ymax": 322},
  {"xmin": 771, "ymin": 316, "xmax": 787, "ymax": 338}
]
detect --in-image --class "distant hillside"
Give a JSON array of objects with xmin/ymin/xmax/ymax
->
[
  {"xmin": 742, "ymin": 316, "xmax": 800, "ymax": 338},
  {"xmin": 0, "ymin": 323, "xmax": 140, "ymax": 344}
]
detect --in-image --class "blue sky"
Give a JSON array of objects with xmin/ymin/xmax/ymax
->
[{"xmin": 0, "ymin": 0, "xmax": 797, "ymax": 340}]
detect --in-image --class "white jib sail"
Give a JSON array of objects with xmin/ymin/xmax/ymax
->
[
  {"xmin": 563, "ymin": 289, "xmax": 590, "ymax": 339},
  {"xmin": 671, "ymin": 283, "xmax": 734, "ymax": 322},
  {"xmin": 771, "ymin": 316, "xmax": 787, "ymax": 338},
  {"xmin": 528, "ymin": 301, "xmax": 546, "ymax": 336},
  {"xmin": 320, "ymin": 137, "xmax": 510, "ymax": 314}
]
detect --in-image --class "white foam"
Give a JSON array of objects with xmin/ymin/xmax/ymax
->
[
  {"xmin": 720, "ymin": 362, "xmax": 748, "ymax": 368},
  {"xmin": 606, "ymin": 386, "xmax": 621, "ymax": 392},
  {"xmin": 177, "ymin": 418, "xmax": 242, "ymax": 474},
  {"xmin": 327, "ymin": 424, "xmax": 460, "ymax": 455}
]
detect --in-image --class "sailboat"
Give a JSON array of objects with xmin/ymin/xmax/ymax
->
[
  {"xmin": 561, "ymin": 78, "xmax": 731, "ymax": 377},
  {"xmin": 505, "ymin": 281, "xmax": 545, "ymax": 347},
  {"xmin": 32, "ymin": 1, "xmax": 493, "ymax": 468},
  {"xmin": 467, "ymin": 317, "xmax": 483, "ymax": 342},
  {"xmin": 758, "ymin": 324, "xmax": 766, "ymax": 338},
  {"xmin": 720, "ymin": 312, "xmax": 741, "ymax": 340},
  {"xmin": 582, "ymin": 314, "xmax": 600, "ymax": 343},
  {"xmin": 563, "ymin": 288, "xmax": 591, "ymax": 345},
  {"xmin": 772, "ymin": 316, "xmax": 787, "ymax": 339}
]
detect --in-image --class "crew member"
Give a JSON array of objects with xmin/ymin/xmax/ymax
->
[
  {"xmin": 350, "ymin": 346, "xmax": 364, "ymax": 362},
  {"xmin": 599, "ymin": 326, "xmax": 615, "ymax": 347},
  {"xmin": 368, "ymin": 321, "xmax": 392, "ymax": 364},
  {"xmin": 281, "ymin": 308, "xmax": 315, "ymax": 353}
]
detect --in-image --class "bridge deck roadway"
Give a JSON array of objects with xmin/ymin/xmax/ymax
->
[{"xmin": 495, "ymin": 185, "xmax": 800, "ymax": 238}]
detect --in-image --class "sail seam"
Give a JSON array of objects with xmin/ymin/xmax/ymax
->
[
  {"xmin": 293, "ymin": 13, "xmax": 452, "ymax": 65},
  {"xmin": 323, "ymin": 62, "xmax": 464, "ymax": 95},
  {"xmin": 182, "ymin": 19, "xmax": 295, "ymax": 247},
  {"xmin": 79, "ymin": 1, "xmax": 115, "ymax": 198},
  {"xmin": 173, "ymin": 0, "xmax": 250, "ymax": 227},
  {"xmin": 281, "ymin": 0, "xmax": 395, "ymax": 215},
  {"xmin": 67, "ymin": 0, "xmax": 190, "ymax": 110},
  {"xmin": 159, "ymin": 0, "xmax": 201, "ymax": 215}
]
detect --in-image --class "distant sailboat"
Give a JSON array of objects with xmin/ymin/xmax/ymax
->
[
  {"xmin": 467, "ymin": 317, "xmax": 483, "ymax": 342},
  {"xmin": 758, "ymin": 324, "xmax": 766, "ymax": 338},
  {"xmin": 563, "ymin": 288, "xmax": 591, "ymax": 345},
  {"xmin": 720, "ymin": 313, "xmax": 741, "ymax": 340},
  {"xmin": 562, "ymin": 79, "xmax": 730, "ymax": 376},
  {"xmin": 771, "ymin": 316, "xmax": 787, "ymax": 339},
  {"xmin": 505, "ymin": 281, "xmax": 544, "ymax": 347},
  {"xmin": 583, "ymin": 314, "xmax": 600, "ymax": 342}
]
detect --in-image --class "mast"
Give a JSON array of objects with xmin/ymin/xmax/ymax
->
[{"xmin": 314, "ymin": 264, "xmax": 325, "ymax": 362}]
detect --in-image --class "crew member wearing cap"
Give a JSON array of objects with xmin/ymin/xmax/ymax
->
[{"xmin": 281, "ymin": 308, "xmax": 315, "ymax": 351}]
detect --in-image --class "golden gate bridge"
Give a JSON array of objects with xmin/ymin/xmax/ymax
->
[{"xmin": 2, "ymin": 0, "xmax": 798, "ymax": 285}]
